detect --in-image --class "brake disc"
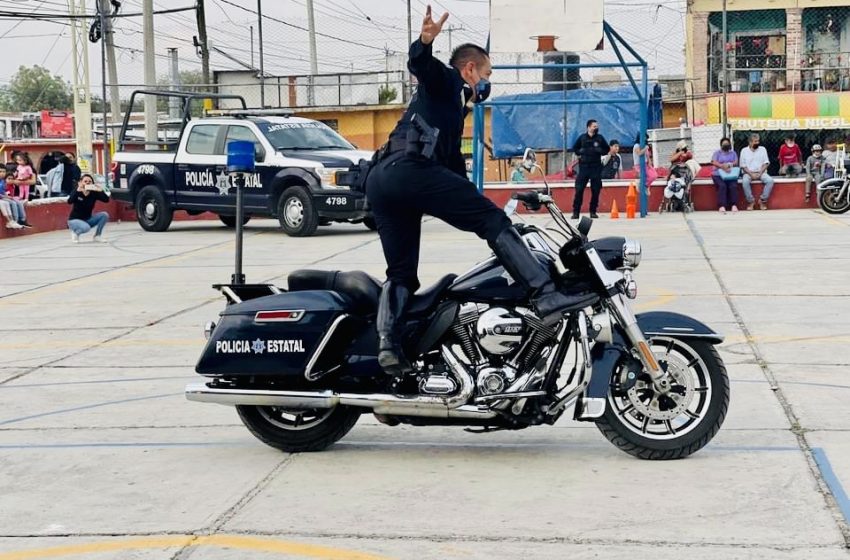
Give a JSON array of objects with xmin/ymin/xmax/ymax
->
[{"xmin": 627, "ymin": 354, "xmax": 695, "ymax": 420}]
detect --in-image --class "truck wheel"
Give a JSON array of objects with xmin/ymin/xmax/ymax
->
[
  {"xmin": 363, "ymin": 217, "xmax": 378, "ymax": 231},
  {"xmin": 278, "ymin": 186, "xmax": 318, "ymax": 237},
  {"xmin": 219, "ymin": 215, "xmax": 251, "ymax": 228},
  {"xmin": 135, "ymin": 185, "xmax": 173, "ymax": 232}
]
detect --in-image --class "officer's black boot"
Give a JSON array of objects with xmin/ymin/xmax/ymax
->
[
  {"xmin": 376, "ymin": 280, "xmax": 413, "ymax": 375},
  {"xmin": 490, "ymin": 228, "xmax": 595, "ymax": 326}
]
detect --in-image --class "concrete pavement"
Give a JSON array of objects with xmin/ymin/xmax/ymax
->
[{"xmin": 0, "ymin": 209, "xmax": 849, "ymax": 559}]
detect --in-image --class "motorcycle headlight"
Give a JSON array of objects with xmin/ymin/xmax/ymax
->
[{"xmin": 623, "ymin": 239, "xmax": 642, "ymax": 268}]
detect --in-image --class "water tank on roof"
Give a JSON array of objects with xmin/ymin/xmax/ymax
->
[{"xmin": 542, "ymin": 51, "xmax": 581, "ymax": 92}]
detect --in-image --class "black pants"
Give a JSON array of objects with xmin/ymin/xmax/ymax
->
[
  {"xmin": 573, "ymin": 164, "xmax": 603, "ymax": 214},
  {"xmin": 365, "ymin": 155, "xmax": 511, "ymax": 292}
]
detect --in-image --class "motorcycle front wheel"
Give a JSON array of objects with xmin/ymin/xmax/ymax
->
[
  {"xmin": 237, "ymin": 404, "xmax": 360, "ymax": 453},
  {"xmin": 818, "ymin": 186, "xmax": 850, "ymax": 214},
  {"xmin": 595, "ymin": 337, "xmax": 729, "ymax": 460}
]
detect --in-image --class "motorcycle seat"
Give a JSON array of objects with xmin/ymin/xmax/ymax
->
[
  {"xmin": 287, "ymin": 269, "xmax": 457, "ymax": 316},
  {"xmin": 288, "ymin": 270, "xmax": 381, "ymax": 315}
]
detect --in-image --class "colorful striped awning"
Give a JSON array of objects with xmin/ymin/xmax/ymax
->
[{"xmin": 708, "ymin": 92, "xmax": 850, "ymax": 130}]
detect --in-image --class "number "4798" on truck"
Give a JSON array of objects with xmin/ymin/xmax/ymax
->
[{"xmin": 109, "ymin": 91, "xmax": 377, "ymax": 236}]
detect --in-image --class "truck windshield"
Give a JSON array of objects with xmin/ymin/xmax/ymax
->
[{"xmin": 258, "ymin": 122, "xmax": 354, "ymax": 150}]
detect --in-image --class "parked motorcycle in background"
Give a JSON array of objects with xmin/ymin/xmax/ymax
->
[
  {"xmin": 187, "ymin": 149, "xmax": 730, "ymax": 460},
  {"xmin": 818, "ymin": 145, "xmax": 850, "ymax": 214}
]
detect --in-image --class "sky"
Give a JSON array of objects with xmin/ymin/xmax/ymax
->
[{"xmin": 0, "ymin": 0, "xmax": 687, "ymax": 93}]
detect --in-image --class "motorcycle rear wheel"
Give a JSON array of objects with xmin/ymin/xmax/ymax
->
[
  {"xmin": 237, "ymin": 404, "xmax": 360, "ymax": 453},
  {"xmin": 595, "ymin": 337, "xmax": 729, "ymax": 460}
]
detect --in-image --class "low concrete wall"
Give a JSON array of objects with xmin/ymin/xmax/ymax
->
[
  {"xmin": 0, "ymin": 177, "xmax": 816, "ymax": 240},
  {"xmin": 485, "ymin": 177, "xmax": 813, "ymax": 214}
]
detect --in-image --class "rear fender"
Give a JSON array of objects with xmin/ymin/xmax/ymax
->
[{"xmin": 576, "ymin": 311, "xmax": 722, "ymax": 420}]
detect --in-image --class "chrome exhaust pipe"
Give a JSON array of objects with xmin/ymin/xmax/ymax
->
[{"xmin": 185, "ymin": 346, "xmax": 497, "ymax": 419}]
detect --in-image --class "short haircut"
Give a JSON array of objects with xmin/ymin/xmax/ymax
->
[
  {"xmin": 587, "ymin": 119, "xmax": 597, "ymax": 128},
  {"xmin": 749, "ymin": 133, "xmax": 760, "ymax": 141},
  {"xmin": 826, "ymin": 137, "xmax": 836, "ymax": 144},
  {"xmin": 449, "ymin": 43, "xmax": 489, "ymax": 69},
  {"xmin": 720, "ymin": 137, "xmax": 730, "ymax": 144},
  {"xmin": 610, "ymin": 139, "xmax": 619, "ymax": 146},
  {"xmin": 784, "ymin": 134, "xmax": 794, "ymax": 140}
]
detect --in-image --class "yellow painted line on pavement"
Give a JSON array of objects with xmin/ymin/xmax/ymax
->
[
  {"xmin": 0, "ymin": 534, "xmax": 391, "ymax": 560},
  {"xmin": 633, "ymin": 291, "xmax": 676, "ymax": 311}
]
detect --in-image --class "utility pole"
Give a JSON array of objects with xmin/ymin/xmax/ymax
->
[
  {"xmin": 306, "ymin": 0, "xmax": 318, "ymax": 106},
  {"xmin": 99, "ymin": 0, "xmax": 120, "ymax": 133},
  {"xmin": 721, "ymin": 0, "xmax": 728, "ymax": 136},
  {"xmin": 168, "ymin": 48, "xmax": 181, "ymax": 118},
  {"xmin": 257, "ymin": 0, "xmax": 265, "ymax": 107},
  {"xmin": 97, "ymin": 1, "xmax": 110, "ymax": 182},
  {"xmin": 195, "ymin": 0, "xmax": 211, "ymax": 88},
  {"xmin": 143, "ymin": 0, "xmax": 157, "ymax": 147},
  {"xmin": 446, "ymin": 24, "xmax": 463, "ymax": 52},
  {"xmin": 250, "ymin": 25, "xmax": 254, "ymax": 70},
  {"xmin": 67, "ymin": 0, "xmax": 93, "ymax": 173},
  {"xmin": 406, "ymin": 0, "xmax": 412, "ymax": 102}
]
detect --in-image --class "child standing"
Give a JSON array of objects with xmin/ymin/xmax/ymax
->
[
  {"xmin": 805, "ymin": 144, "xmax": 826, "ymax": 203},
  {"xmin": 10, "ymin": 153, "xmax": 34, "ymax": 201}
]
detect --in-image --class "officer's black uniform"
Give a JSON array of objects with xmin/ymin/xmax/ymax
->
[
  {"xmin": 366, "ymin": 39, "xmax": 594, "ymax": 374},
  {"xmin": 571, "ymin": 132, "xmax": 610, "ymax": 216}
]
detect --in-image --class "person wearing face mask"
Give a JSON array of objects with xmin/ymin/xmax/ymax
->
[
  {"xmin": 570, "ymin": 119, "xmax": 610, "ymax": 219},
  {"xmin": 778, "ymin": 134, "xmax": 803, "ymax": 177},
  {"xmin": 739, "ymin": 133, "xmax": 774, "ymax": 210},
  {"xmin": 364, "ymin": 5, "xmax": 593, "ymax": 374},
  {"xmin": 710, "ymin": 137, "xmax": 740, "ymax": 213}
]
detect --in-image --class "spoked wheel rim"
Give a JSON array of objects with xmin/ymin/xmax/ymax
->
[
  {"xmin": 257, "ymin": 406, "xmax": 334, "ymax": 431},
  {"xmin": 284, "ymin": 197, "xmax": 304, "ymax": 228},
  {"xmin": 820, "ymin": 189, "xmax": 850, "ymax": 212},
  {"xmin": 607, "ymin": 336, "xmax": 713, "ymax": 440}
]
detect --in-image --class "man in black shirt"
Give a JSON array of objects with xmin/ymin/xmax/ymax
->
[
  {"xmin": 365, "ymin": 5, "xmax": 593, "ymax": 374},
  {"xmin": 67, "ymin": 174, "xmax": 110, "ymax": 243},
  {"xmin": 571, "ymin": 119, "xmax": 610, "ymax": 219}
]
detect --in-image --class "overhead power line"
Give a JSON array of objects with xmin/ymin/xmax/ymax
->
[{"xmin": 0, "ymin": 5, "xmax": 194, "ymax": 19}]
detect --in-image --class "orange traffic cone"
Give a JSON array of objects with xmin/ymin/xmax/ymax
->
[
  {"xmin": 610, "ymin": 199, "xmax": 620, "ymax": 219},
  {"xmin": 626, "ymin": 182, "xmax": 637, "ymax": 219}
]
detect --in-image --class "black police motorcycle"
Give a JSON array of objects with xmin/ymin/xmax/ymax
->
[{"xmin": 187, "ymin": 149, "xmax": 730, "ymax": 459}]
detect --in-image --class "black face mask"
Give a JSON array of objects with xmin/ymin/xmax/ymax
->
[
  {"xmin": 752, "ymin": 143, "xmax": 760, "ymax": 149},
  {"xmin": 721, "ymin": 144, "xmax": 731, "ymax": 151}
]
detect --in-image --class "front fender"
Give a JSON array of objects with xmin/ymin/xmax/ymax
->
[{"xmin": 576, "ymin": 311, "xmax": 722, "ymax": 420}]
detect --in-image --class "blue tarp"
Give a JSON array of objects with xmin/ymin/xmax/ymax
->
[{"xmin": 489, "ymin": 85, "xmax": 663, "ymax": 159}]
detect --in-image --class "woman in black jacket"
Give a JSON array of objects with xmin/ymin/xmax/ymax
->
[{"xmin": 67, "ymin": 174, "xmax": 110, "ymax": 243}]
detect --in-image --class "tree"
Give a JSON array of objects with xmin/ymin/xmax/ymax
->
[
  {"xmin": 156, "ymin": 70, "xmax": 208, "ymax": 115},
  {"xmin": 1, "ymin": 66, "xmax": 72, "ymax": 111},
  {"xmin": 379, "ymin": 84, "xmax": 398, "ymax": 105}
]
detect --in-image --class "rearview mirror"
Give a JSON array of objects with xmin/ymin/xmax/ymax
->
[
  {"xmin": 522, "ymin": 148, "xmax": 537, "ymax": 171},
  {"xmin": 504, "ymin": 198, "xmax": 518, "ymax": 217}
]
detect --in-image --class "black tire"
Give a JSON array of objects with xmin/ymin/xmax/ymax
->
[
  {"xmin": 277, "ymin": 186, "xmax": 319, "ymax": 237},
  {"xmin": 363, "ymin": 216, "xmax": 378, "ymax": 231},
  {"xmin": 219, "ymin": 215, "xmax": 251, "ymax": 228},
  {"xmin": 817, "ymin": 185, "xmax": 850, "ymax": 215},
  {"xmin": 236, "ymin": 405, "xmax": 360, "ymax": 453},
  {"xmin": 135, "ymin": 185, "xmax": 174, "ymax": 232},
  {"xmin": 595, "ymin": 338, "xmax": 729, "ymax": 460},
  {"xmin": 319, "ymin": 218, "xmax": 332, "ymax": 226}
]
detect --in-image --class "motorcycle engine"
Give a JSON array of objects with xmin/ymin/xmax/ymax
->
[{"xmin": 475, "ymin": 307, "xmax": 525, "ymax": 355}]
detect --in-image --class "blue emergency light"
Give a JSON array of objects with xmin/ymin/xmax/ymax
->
[{"xmin": 226, "ymin": 141, "xmax": 256, "ymax": 174}]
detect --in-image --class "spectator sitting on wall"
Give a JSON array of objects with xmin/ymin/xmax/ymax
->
[
  {"xmin": 710, "ymin": 136, "xmax": 739, "ymax": 214},
  {"xmin": 0, "ymin": 168, "xmax": 32, "ymax": 229},
  {"xmin": 67, "ymin": 174, "xmax": 110, "ymax": 243},
  {"xmin": 823, "ymin": 137, "xmax": 839, "ymax": 179},
  {"xmin": 740, "ymin": 133, "xmax": 774, "ymax": 210},
  {"xmin": 805, "ymin": 144, "xmax": 826, "ymax": 204},
  {"xmin": 778, "ymin": 134, "xmax": 803, "ymax": 177},
  {"xmin": 61, "ymin": 153, "xmax": 82, "ymax": 196},
  {"xmin": 600, "ymin": 139, "xmax": 622, "ymax": 179}
]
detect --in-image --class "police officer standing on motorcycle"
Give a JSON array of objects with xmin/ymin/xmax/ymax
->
[{"xmin": 366, "ymin": 5, "xmax": 594, "ymax": 375}]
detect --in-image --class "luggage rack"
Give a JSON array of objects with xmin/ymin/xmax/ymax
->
[
  {"xmin": 213, "ymin": 283, "xmax": 284, "ymax": 305},
  {"xmin": 205, "ymin": 108, "xmax": 294, "ymax": 118}
]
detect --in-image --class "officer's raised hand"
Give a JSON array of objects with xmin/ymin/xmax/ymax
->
[{"xmin": 420, "ymin": 4, "xmax": 449, "ymax": 45}]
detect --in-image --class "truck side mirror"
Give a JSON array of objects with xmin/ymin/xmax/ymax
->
[{"xmin": 254, "ymin": 145, "xmax": 266, "ymax": 162}]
